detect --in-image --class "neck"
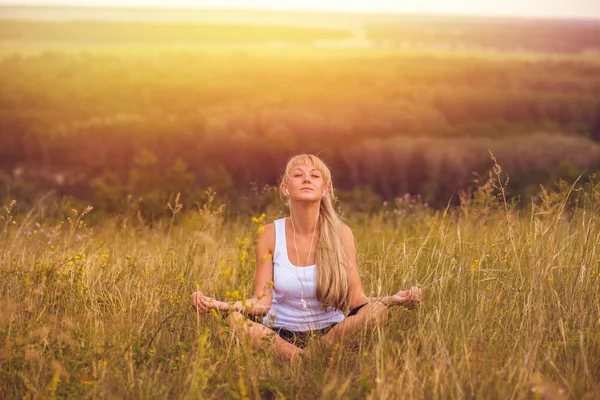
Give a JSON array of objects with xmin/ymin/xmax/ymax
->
[{"xmin": 289, "ymin": 202, "xmax": 320, "ymax": 235}]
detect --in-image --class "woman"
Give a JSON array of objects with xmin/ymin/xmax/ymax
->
[{"xmin": 191, "ymin": 154, "xmax": 421, "ymax": 360}]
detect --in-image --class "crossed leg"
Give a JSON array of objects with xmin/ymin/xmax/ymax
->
[
  {"xmin": 225, "ymin": 302, "xmax": 389, "ymax": 361},
  {"xmin": 226, "ymin": 312, "xmax": 302, "ymax": 360},
  {"xmin": 319, "ymin": 301, "xmax": 389, "ymax": 346}
]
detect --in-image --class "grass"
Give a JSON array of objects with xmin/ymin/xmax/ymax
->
[{"xmin": 1, "ymin": 171, "xmax": 600, "ymax": 399}]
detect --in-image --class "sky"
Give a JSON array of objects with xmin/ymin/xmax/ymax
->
[{"xmin": 2, "ymin": 0, "xmax": 600, "ymax": 19}]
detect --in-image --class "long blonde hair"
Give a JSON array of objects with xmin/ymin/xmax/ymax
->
[{"xmin": 281, "ymin": 154, "xmax": 350, "ymax": 311}]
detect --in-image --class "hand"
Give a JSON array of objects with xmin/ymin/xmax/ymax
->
[
  {"xmin": 392, "ymin": 286, "xmax": 422, "ymax": 308},
  {"xmin": 190, "ymin": 291, "xmax": 216, "ymax": 315}
]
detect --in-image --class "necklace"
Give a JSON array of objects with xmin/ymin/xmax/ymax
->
[{"xmin": 289, "ymin": 210, "xmax": 319, "ymax": 309}]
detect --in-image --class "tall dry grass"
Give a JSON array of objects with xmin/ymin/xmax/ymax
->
[{"xmin": 1, "ymin": 168, "xmax": 599, "ymax": 399}]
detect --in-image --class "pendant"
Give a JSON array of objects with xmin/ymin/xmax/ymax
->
[{"xmin": 300, "ymin": 298, "xmax": 307, "ymax": 308}]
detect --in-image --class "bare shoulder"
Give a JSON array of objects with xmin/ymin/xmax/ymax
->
[
  {"xmin": 340, "ymin": 223, "xmax": 358, "ymax": 270},
  {"xmin": 257, "ymin": 223, "xmax": 275, "ymax": 253},
  {"xmin": 340, "ymin": 223, "xmax": 356, "ymax": 254},
  {"xmin": 340, "ymin": 223, "xmax": 355, "ymax": 241}
]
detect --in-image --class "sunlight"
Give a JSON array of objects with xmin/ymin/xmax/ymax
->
[{"xmin": 2, "ymin": 0, "xmax": 600, "ymax": 19}]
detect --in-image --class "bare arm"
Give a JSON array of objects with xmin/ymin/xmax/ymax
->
[
  {"xmin": 191, "ymin": 224, "xmax": 274, "ymax": 316},
  {"xmin": 366, "ymin": 290, "xmax": 421, "ymax": 308},
  {"xmin": 343, "ymin": 224, "xmax": 370, "ymax": 310},
  {"xmin": 342, "ymin": 224, "xmax": 421, "ymax": 310}
]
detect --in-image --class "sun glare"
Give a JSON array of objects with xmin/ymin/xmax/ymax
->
[{"xmin": 2, "ymin": 0, "xmax": 600, "ymax": 19}]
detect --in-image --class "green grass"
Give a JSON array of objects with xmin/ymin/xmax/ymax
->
[{"xmin": 1, "ymin": 173, "xmax": 600, "ymax": 399}]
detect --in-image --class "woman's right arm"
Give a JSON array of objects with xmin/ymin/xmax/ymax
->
[{"xmin": 191, "ymin": 223, "xmax": 275, "ymax": 316}]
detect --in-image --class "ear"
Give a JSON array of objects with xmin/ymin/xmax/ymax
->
[{"xmin": 280, "ymin": 184, "xmax": 288, "ymax": 196}]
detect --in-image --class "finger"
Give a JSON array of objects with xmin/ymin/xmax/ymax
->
[
  {"xmin": 411, "ymin": 288, "xmax": 420, "ymax": 301},
  {"xmin": 413, "ymin": 290, "xmax": 422, "ymax": 302},
  {"xmin": 199, "ymin": 297, "xmax": 213, "ymax": 312},
  {"xmin": 191, "ymin": 292, "xmax": 199, "ymax": 307},
  {"xmin": 201, "ymin": 296, "xmax": 213, "ymax": 305},
  {"xmin": 195, "ymin": 294, "xmax": 208, "ymax": 309},
  {"xmin": 198, "ymin": 297, "xmax": 208, "ymax": 309},
  {"xmin": 194, "ymin": 299, "xmax": 206, "ymax": 313},
  {"xmin": 409, "ymin": 287, "xmax": 416, "ymax": 300},
  {"xmin": 202, "ymin": 296, "xmax": 213, "ymax": 308}
]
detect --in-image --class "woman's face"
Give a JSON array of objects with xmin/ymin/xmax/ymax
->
[{"xmin": 282, "ymin": 165, "xmax": 329, "ymax": 201}]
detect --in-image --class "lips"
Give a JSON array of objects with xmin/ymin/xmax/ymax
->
[{"xmin": 300, "ymin": 188, "xmax": 313, "ymax": 191}]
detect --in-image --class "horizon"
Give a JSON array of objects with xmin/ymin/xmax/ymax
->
[{"xmin": 2, "ymin": 0, "xmax": 600, "ymax": 20}]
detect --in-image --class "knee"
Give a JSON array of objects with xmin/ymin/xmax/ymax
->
[
  {"xmin": 226, "ymin": 311, "xmax": 245, "ymax": 329},
  {"xmin": 364, "ymin": 302, "xmax": 389, "ymax": 325},
  {"xmin": 379, "ymin": 306, "xmax": 390, "ymax": 322}
]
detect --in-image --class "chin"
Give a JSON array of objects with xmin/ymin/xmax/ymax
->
[{"xmin": 297, "ymin": 193, "xmax": 318, "ymax": 201}]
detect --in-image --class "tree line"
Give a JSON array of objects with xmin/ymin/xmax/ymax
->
[{"xmin": 1, "ymin": 48, "xmax": 599, "ymax": 215}]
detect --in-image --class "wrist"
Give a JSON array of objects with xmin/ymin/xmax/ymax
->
[
  {"xmin": 382, "ymin": 296, "xmax": 395, "ymax": 307},
  {"xmin": 231, "ymin": 300, "xmax": 251, "ymax": 313},
  {"xmin": 370, "ymin": 296, "xmax": 394, "ymax": 307},
  {"xmin": 212, "ymin": 300, "xmax": 228, "ymax": 311}
]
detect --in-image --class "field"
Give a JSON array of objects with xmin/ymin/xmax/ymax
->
[
  {"xmin": 2, "ymin": 8, "xmax": 600, "ymax": 213},
  {"xmin": 2, "ymin": 43, "xmax": 600, "ymax": 212},
  {"xmin": 1, "ymin": 6, "xmax": 600, "ymax": 398},
  {"xmin": 1, "ymin": 170, "xmax": 600, "ymax": 398}
]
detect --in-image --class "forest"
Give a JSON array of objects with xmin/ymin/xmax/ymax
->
[{"xmin": 1, "ymin": 12, "xmax": 600, "ymax": 216}]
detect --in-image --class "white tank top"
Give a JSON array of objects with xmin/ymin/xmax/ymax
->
[{"xmin": 262, "ymin": 218, "xmax": 345, "ymax": 331}]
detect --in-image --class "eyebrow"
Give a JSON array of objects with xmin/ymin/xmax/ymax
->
[{"xmin": 291, "ymin": 168, "xmax": 321, "ymax": 173}]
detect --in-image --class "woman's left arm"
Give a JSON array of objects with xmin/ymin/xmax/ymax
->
[
  {"xmin": 342, "ymin": 225, "xmax": 421, "ymax": 309},
  {"xmin": 342, "ymin": 224, "xmax": 369, "ymax": 310},
  {"xmin": 366, "ymin": 288, "xmax": 421, "ymax": 308}
]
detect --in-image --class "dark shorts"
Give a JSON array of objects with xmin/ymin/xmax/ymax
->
[{"xmin": 250, "ymin": 302, "xmax": 369, "ymax": 348}]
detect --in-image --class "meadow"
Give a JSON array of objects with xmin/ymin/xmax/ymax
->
[
  {"xmin": 1, "ymin": 165, "xmax": 599, "ymax": 399},
  {"xmin": 2, "ymin": 9, "xmax": 600, "ymax": 398}
]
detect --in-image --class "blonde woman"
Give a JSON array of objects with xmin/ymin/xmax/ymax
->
[{"xmin": 191, "ymin": 154, "xmax": 421, "ymax": 360}]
